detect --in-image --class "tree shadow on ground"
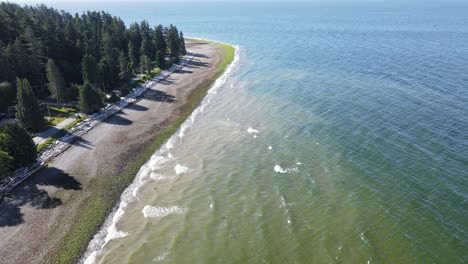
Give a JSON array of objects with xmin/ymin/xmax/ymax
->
[
  {"xmin": 158, "ymin": 78, "xmax": 175, "ymax": 85},
  {"xmin": 0, "ymin": 167, "xmax": 81, "ymax": 227},
  {"xmin": 102, "ymin": 113, "xmax": 133, "ymax": 126},
  {"xmin": 188, "ymin": 52, "xmax": 210, "ymax": 59},
  {"xmin": 142, "ymin": 89, "xmax": 177, "ymax": 103},
  {"xmin": 70, "ymin": 136, "xmax": 94, "ymax": 149},
  {"xmin": 184, "ymin": 59, "xmax": 211, "ymax": 69},
  {"xmin": 127, "ymin": 104, "xmax": 148, "ymax": 112},
  {"xmin": 174, "ymin": 69, "xmax": 193, "ymax": 74}
]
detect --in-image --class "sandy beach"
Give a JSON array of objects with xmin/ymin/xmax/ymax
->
[{"xmin": 0, "ymin": 40, "xmax": 225, "ymax": 264}]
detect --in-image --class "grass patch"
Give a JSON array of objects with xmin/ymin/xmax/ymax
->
[
  {"xmin": 49, "ymin": 41, "xmax": 235, "ymax": 264},
  {"xmin": 44, "ymin": 106, "xmax": 78, "ymax": 126},
  {"xmin": 37, "ymin": 115, "xmax": 88, "ymax": 153}
]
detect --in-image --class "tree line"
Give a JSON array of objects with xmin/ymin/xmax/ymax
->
[
  {"xmin": 0, "ymin": 2, "xmax": 186, "ymax": 111},
  {"xmin": 0, "ymin": 2, "xmax": 187, "ymax": 178}
]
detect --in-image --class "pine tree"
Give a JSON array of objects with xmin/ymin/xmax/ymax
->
[
  {"xmin": 154, "ymin": 24, "xmax": 167, "ymax": 54},
  {"xmin": 118, "ymin": 51, "xmax": 132, "ymax": 81},
  {"xmin": 16, "ymin": 78, "xmax": 45, "ymax": 131},
  {"xmin": 155, "ymin": 50, "xmax": 165, "ymax": 69},
  {"xmin": 81, "ymin": 54, "xmax": 99, "ymax": 88},
  {"xmin": 167, "ymin": 25, "xmax": 180, "ymax": 63},
  {"xmin": 140, "ymin": 55, "xmax": 151, "ymax": 74},
  {"xmin": 0, "ymin": 122, "xmax": 37, "ymax": 168},
  {"xmin": 128, "ymin": 39, "xmax": 138, "ymax": 70},
  {"xmin": 0, "ymin": 150, "xmax": 14, "ymax": 178},
  {"xmin": 46, "ymin": 59, "xmax": 66, "ymax": 103},
  {"xmin": 179, "ymin": 32, "xmax": 187, "ymax": 55},
  {"xmin": 78, "ymin": 82, "xmax": 104, "ymax": 113},
  {"xmin": 0, "ymin": 82, "xmax": 15, "ymax": 112}
]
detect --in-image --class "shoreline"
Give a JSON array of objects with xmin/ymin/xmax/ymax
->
[
  {"xmin": 81, "ymin": 39, "xmax": 238, "ymax": 264},
  {"xmin": 0, "ymin": 39, "xmax": 236, "ymax": 264}
]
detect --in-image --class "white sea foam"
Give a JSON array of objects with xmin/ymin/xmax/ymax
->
[
  {"xmin": 81, "ymin": 42, "xmax": 240, "ymax": 264},
  {"xmin": 253, "ymin": 135, "xmax": 258, "ymax": 138},
  {"xmin": 274, "ymin": 165, "xmax": 298, "ymax": 174},
  {"xmin": 142, "ymin": 206, "xmax": 188, "ymax": 218},
  {"xmin": 247, "ymin": 127, "xmax": 260, "ymax": 134},
  {"xmin": 268, "ymin": 146, "xmax": 272, "ymax": 150},
  {"xmin": 150, "ymin": 172, "xmax": 171, "ymax": 182},
  {"xmin": 175, "ymin": 164, "xmax": 190, "ymax": 175},
  {"xmin": 153, "ymin": 251, "xmax": 170, "ymax": 262}
]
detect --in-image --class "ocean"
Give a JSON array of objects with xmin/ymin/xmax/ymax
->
[{"xmin": 46, "ymin": 1, "xmax": 468, "ymax": 263}]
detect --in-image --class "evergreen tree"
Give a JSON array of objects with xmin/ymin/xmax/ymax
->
[
  {"xmin": 118, "ymin": 51, "xmax": 132, "ymax": 81},
  {"xmin": 179, "ymin": 32, "xmax": 187, "ymax": 55},
  {"xmin": 16, "ymin": 78, "xmax": 45, "ymax": 131},
  {"xmin": 78, "ymin": 82, "xmax": 104, "ymax": 113},
  {"xmin": 98, "ymin": 56, "xmax": 114, "ymax": 91},
  {"xmin": 140, "ymin": 55, "xmax": 151, "ymax": 74},
  {"xmin": 0, "ymin": 150, "xmax": 14, "ymax": 178},
  {"xmin": 128, "ymin": 39, "xmax": 138, "ymax": 70},
  {"xmin": 0, "ymin": 82, "xmax": 15, "ymax": 112},
  {"xmin": 155, "ymin": 50, "xmax": 165, "ymax": 69},
  {"xmin": 81, "ymin": 54, "xmax": 99, "ymax": 88},
  {"xmin": 46, "ymin": 59, "xmax": 66, "ymax": 103},
  {"xmin": 0, "ymin": 122, "xmax": 37, "ymax": 167},
  {"xmin": 167, "ymin": 24, "xmax": 181, "ymax": 63},
  {"xmin": 154, "ymin": 24, "xmax": 167, "ymax": 54}
]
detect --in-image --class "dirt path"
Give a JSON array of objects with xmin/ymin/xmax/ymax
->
[{"xmin": 0, "ymin": 40, "xmax": 223, "ymax": 264}]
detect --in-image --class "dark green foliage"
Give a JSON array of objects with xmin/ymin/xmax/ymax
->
[
  {"xmin": 0, "ymin": 82, "xmax": 15, "ymax": 112},
  {"xmin": 0, "ymin": 150, "xmax": 14, "ymax": 178},
  {"xmin": 108, "ymin": 91, "xmax": 120, "ymax": 103},
  {"xmin": 140, "ymin": 55, "xmax": 151, "ymax": 74},
  {"xmin": 118, "ymin": 51, "xmax": 132, "ymax": 81},
  {"xmin": 155, "ymin": 50, "xmax": 165, "ymax": 69},
  {"xmin": 0, "ymin": 122, "xmax": 37, "ymax": 168},
  {"xmin": 179, "ymin": 32, "xmax": 187, "ymax": 55},
  {"xmin": 81, "ymin": 54, "xmax": 99, "ymax": 87},
  {"xmin": 46, "ymin": 59, "xmax": 66, "ymax": 103},
  {"xmin": 0, "ymin": 2, "xmax": 185, "ymax": 106},
  {"xmin": 16, "ymin": 78, "xmax": 45, "ymax": 131},
  {"xmin": 78, "ymin": 82, "xmax": 104, "ymax": 113},
  {"xmin": 154, "ymin": 25, "xmax": 166, "ymax": 54},
  {"xmin": 166, "ymin": 24, "xmax": 185, "ymax": 63}
]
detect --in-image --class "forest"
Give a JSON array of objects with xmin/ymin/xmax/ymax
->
[
  {"xmin": 0, "ymin": 2, "xmax": 186, "ymax": 109},
  {"xmin": 0, "ymin": 2, "xmax": 187, "ymax": 177}
]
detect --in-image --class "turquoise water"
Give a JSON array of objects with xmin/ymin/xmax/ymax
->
[{"xmin": 53, "ymin": 1, "xmax": 468, "ymax": 263}]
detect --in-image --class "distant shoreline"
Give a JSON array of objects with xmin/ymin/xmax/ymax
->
[{"xmin": 0, "ymin": 39, "xmax": 236, "ymax": 264}]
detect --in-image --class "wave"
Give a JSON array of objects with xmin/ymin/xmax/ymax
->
[
  {"xmin": 247, "ymin": 127, "xmax": 260, "ymax": 134},
  {"xmin": 142, "ymin": 206, "xmax": 188, "ymax": 218},
  {"xmin": 80, "ymin": 42, "xmax": 240, "ymax": 264},
  {"xmin": 174, "ymin": 164, "xmax": 190, "ymax": 175},
  {"xmin": 274, "ymin": 165, "xmax": 299, "ymax": 174}
]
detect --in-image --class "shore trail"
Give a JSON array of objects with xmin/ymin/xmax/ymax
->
[{"xmin": 0, "ymin": 40, "xmax": 223, "ymax": 264}]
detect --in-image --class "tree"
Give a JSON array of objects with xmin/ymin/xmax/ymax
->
[
  {"xmin": 128, "ymin": 39, "xmax": 138, "ymax": 70},
  {"xmin": 140, "ymin": 55, "xmax": 151, "ymax": 74},
  {"xmin": 0, "ymin": 122, "xmax": 37, "ymax": 168},
  {"xmin": 16, "ymin": 78, "xmax": 45, "ymax": 131},
  {"xmin": 81, "ymin": 54, "xmax": 99, "ymax": 87},
  {"xmin": 167, "ymin": 25, "xmax": 181, "ymax": 63},
  {"xmin": 46, "ymin": 59, "xmax": 66, "ymax": 103},
  {"xmin": 154, "ymin": 24, "xmax": 166, "ymax": 54},
  {"xmin": 0, "ymin": 150, "xmax": 14, "ymax": 178},
  {"xmin": 179, "ymin": 32, "xmax": 187, "ymax": 55},
  {"xmin": 78, "ymin": 82, "xmax": 104, "ymax": 113},
  {"xmin": 0, "ymin": 82, "xmax": 15, "ymax": 112},
  {"xmin": 118, "ymin": 51, "xmax": 132, "ymax": 81},
  {"xmin": 155, "ymin": 50, "xmax": 165, "ymax": 69}
]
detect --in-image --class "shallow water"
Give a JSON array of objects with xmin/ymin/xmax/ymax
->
[{"xmin": 50, "ymin": 1, "xmax": 468, "ymax": 263}]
